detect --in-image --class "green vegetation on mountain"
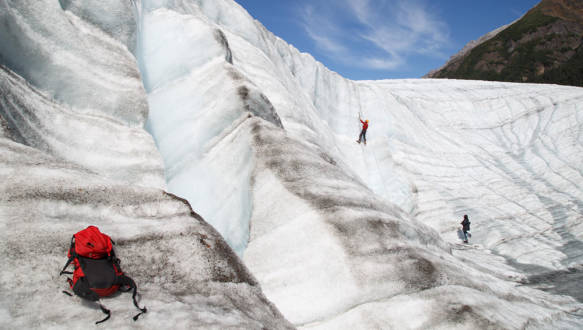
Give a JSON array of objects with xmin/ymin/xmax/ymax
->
[{"xmin": 429, "ymin": 0, "xmax": 583, "ymax": 87}]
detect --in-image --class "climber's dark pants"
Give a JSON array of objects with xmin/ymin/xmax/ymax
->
[{"xmin": 358, "ymin": 129, "xmax": 367, "ymax": 143}]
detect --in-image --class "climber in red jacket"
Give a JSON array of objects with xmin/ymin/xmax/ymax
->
[{"xmin": 357, "ymin": 118, "xmax": 369, "ymax": 145}]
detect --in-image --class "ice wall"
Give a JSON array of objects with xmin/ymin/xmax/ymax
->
[
  {"xmin": 357, "ymin": 80, "xmax": 583, "ymax": 269},
  {"xmin": 172, "ymin": 0, "xmax": 583, "ymax": 271},
  {"xmin": 0, "ymin": 0, "xmax": 163, "ymax": 188},
  {"xmin": 137, "ymin": 0, "xmax": 282, "ymax": 254},
  {"xmin": 203, "ymin": 0, "xmax": 583, "ymax": 271}
]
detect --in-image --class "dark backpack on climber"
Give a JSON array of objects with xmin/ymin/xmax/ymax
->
[{"xmin": 60, "ymin": 226, "xmax": 147, "ymax": 324}]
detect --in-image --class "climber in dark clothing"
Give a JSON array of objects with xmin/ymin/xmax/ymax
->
[
  {"xmin": 461, "ymin": 214, "xmax": 471, "ymax": 243},
  {"xmin": 357, "ymin": 118, "xmax": 369, "ymax": 145}
]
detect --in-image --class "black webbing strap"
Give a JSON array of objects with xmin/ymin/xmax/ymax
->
[
  {"xmin": 121, "ymin": 275, "xmax": 147, "ymax": 321},
  {"xmin": 61, "ymin": 291, "xmax": 110, "ymax": 324},
  {"xmin": 60, "ymin": 236, "xmax": 76, "ymax": 276},
  {"xmin": 96, "ymin": 302, "xmax": 111, "ymax": 324},
  {"xmin": 59, "ymin": 256, "xmax": 75, "ymax": 276}
]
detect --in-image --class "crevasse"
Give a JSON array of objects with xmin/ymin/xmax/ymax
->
[{"xmin": 134, "ymin": 0, "xmax": 257, "ymax": 255}]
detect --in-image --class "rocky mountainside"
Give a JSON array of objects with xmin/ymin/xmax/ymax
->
[{"xmin": 426, "ymin": 0, "xmax": 583, "ymax": 87}]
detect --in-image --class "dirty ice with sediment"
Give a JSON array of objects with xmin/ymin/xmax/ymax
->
[{"xmin": 1, "ymin": 0, "xmax": 582, "ymax": 329}]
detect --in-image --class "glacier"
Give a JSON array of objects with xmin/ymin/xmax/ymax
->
[
  {"xmin": 0, "ymin": 0, "xmax": 291, "ymax": 328},
  {"xmin": 1, "ymin": 0, "xmax": 583, "ymax": 329}
]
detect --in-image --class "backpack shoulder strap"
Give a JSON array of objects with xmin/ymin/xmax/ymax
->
[
  {"xmin": 119, "ymin": 275, "xmax": 147, "ymax": 321},
  {"xmin": 62, "ymin": 285, "xmax": 111, "ymax": 324},
  {"xmin": 59, "ymin": 256, "xmax": 75, "ymax": 276},
  {"xmin": 95, "ymin": 302, "xmax": 111, "ymax": 324},
  {"xmin": 60, "ymin": 236, "xmax": 76, "ymax": 275}
]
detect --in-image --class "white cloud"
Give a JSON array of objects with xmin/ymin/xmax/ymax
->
[
  {"xmin": 362, "ymin": 57, "xmax": 403, "ymax": 70},
  {"xmin": 346, "ymin": 0, "xmax": 372, "ymax": 23},
  {"xmin": 301, "ymin": 5, "xmax": 348, "ymax": 54},
  {"xmin": 299, "ymin": 0, "xmax": 451, "ymax": 71}
]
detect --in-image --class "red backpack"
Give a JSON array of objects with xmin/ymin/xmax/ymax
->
[{"xmin": 60, "ymin": 226, "xmax": 147, "ymax": 324}]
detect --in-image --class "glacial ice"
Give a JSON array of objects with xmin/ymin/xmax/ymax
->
[
  {"xmin": 0, "ymin": 135, "xmax": 292, "ymax": 328},
  {"xmin": 139, "ymin": 0, "xmax": 583, "ymax": 328},
  {"xmin": 1, "ymin": 0, "xmax": 582, "ymax": 329},
  {"xmin": 0, "ymin": 0, "xmax": 164, "ymax": 188},
  {"xmin": 0, "ymin": 0, "xmax": 292, "ymax": 328},
  {"xmin": 0, "ymin": 0, "xmax": 146, "ymax": 124},
  {"xmin": 138, "ymin": 2, "xmax": 282, "ymax": 253}
]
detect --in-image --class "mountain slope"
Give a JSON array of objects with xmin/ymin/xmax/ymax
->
[{"xmin": 427, "ymin": 0, "xmax": 583, "ymax": 87}]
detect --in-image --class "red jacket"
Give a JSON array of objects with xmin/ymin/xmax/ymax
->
[{"xmin": 360, "ymin": 119, "xmax": 368, "ymax": 130}]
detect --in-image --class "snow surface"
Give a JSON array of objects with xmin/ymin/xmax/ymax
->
[
  {"xmin": 1, "ymin": 0, "xmax": 583, "ymax": 329},
  {"xmin": 0, "ymin": 136, "xmax": 291, "ymax": 329}
]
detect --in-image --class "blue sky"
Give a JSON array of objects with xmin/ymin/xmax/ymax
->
[{"xmin": 233, "ymin": 0, "xmax": 541, "ymax": 80}]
